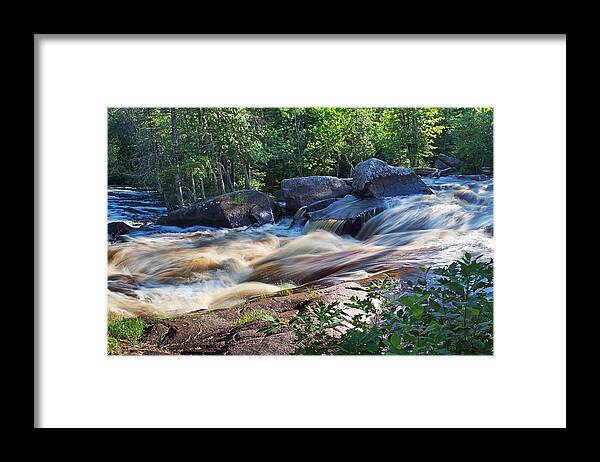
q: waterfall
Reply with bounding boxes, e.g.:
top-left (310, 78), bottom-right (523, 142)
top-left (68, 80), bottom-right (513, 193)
top-left (303, 219), bottom-right (348, 235)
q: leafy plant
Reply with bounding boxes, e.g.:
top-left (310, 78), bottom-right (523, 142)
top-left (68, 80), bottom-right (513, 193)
top-left (107, 336), bottom-right (120, 355)
top-left (277, 287), bottom-right (294, 297)
top-left (306, 287), bottom-right (320, 299)
top-left (257, 313), bottom-right (288, 335)
top-left (260, 254), bottom-right (493, 355)
top-left (233, 309), bottom-right (269, 327)
top-left (386, 252), bottom-right (493, 355)
top-left (107, 316), bottom-right (150, 353)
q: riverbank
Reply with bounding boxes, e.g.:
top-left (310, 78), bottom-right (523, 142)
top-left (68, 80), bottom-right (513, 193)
top-left (108, 269), bottom-right (414, 355)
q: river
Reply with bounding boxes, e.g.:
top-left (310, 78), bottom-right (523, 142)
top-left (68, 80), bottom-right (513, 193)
top-left (107, 176), bottom-right (493, 318)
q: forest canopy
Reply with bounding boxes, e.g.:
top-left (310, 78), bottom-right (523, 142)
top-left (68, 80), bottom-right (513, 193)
top-left (108, 107), bottom-right (493, 209)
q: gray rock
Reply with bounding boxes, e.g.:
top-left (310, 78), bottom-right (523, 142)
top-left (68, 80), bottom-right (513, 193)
top-left (454, 189), bottom-right (481, 204)
top-left (456, 174), bottom-right (490, 181)
top-left (281, 176), bottom-right (353, 214)
top-left (434, 154), bottom-right (463, 170)
top-left (304, 195), bottom-right (387, 236)
top-left (156, 190), bottom-right (280, 228)
top-left (289, 197), bottom-right (340, 228)
top-left (108, 221), bottom-right (133, 237)
top-left (136, 280), bottom-right (371, 355)
top-left (413, 167), bottom-right (437, 176)
top-left (272, 189), bottom-right (285, 201)
top-left (352, 158), bottom-right (433, 197)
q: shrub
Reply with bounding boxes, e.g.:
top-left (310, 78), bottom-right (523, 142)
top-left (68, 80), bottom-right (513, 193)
top-left (260, 253), bottom-right (493, 355)
top-left (107, 316), bottom-right (150, 353)
top-left (277, 287), bottom-right (294, 297)
top-left (233, 309), bottom-right (270, 327)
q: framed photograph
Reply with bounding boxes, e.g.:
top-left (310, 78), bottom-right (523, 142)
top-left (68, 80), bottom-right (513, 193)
top-left (107, 106), bottom-right (494, 357)
top-left (35, 34), bottom-right (566, 428)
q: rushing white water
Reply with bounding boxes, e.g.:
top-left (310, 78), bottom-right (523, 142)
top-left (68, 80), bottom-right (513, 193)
top-left (108, 187), bottom-right (166, 229)
top-left (107, 176), bottom-right (493, 317)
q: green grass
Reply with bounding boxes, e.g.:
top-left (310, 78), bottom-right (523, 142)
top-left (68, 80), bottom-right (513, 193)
top-left (306, 287), bottom-right (319, 299)
top-left (107, 317), bottom-right (149, 353)
top-left (277, 287), bottom-right (294, 297)
top-left (107, 336), bottom-right (120, 354)
top-left (233, 309), bottom-right (270, 327)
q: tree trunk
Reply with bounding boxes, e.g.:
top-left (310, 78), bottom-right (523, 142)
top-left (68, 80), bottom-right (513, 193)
top-left (216, 165), bottom-right (226, 195)
top-left (230, 159), bottom-right (236, 190)
top-left (171, 108), bottom-right (184, 207)
top-left (244, 162), bottom-right (251, 189)
top-left (199, 176), bottom-right (206, 199)
top-left (223, 159), bottom-right (234, 192)
top-left (219, 170), bottom-right (225, 194)
top-left (294, 115), bottom-right (304, 176)
top-left (410, 110), bottom-right (419, 167)
top-left (190, 173), bottom-right (197, 203)
top-left (343, 154), bottom-right (354, 176)
top-left (218, 159), bottom-right (232, 193)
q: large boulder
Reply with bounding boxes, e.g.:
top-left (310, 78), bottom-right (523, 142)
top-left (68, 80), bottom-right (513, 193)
top-left (272, 189), bottom-right (285, 202)
top-left (281, 176), bottom-right (353, 214)
top-left (156, 190), bottom-right (280, 228)
top-left (352, 158), bottom-right (433, 197)
top-left (434, 153), bottom-right (463, 170)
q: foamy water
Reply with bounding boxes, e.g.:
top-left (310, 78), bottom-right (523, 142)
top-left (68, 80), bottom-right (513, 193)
top-left (107, 176), bottom-right (493, 317)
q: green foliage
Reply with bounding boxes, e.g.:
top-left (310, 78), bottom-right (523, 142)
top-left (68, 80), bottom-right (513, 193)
top-left (260, 254), bottom-right (493, 355)
top-left (306, 287), bottom-right (320, 299)
top-left (277, 287), bottom-right (294, 297)
top-left (107, 336), bottom-right (120, 354)
top-left (374, 108), bottom-right (446, 167)
top-left (108, 107), bottom-right (493, 198)
top-left (107, 317), bottom-right (150, 353)
top-left (256, 313), bottom-right (287, 335)
top-left (447, 108), bottom-right (493, 172)
top-left (231, 192), bottom-right (247, 205)
top-left (387, 252), bottom-right (493, 355)
top-left (233, 309), bottom-right (270, 327)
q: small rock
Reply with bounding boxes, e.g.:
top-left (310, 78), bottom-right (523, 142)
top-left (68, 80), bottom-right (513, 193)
top-left (108, 221), bottom-right (133, 237)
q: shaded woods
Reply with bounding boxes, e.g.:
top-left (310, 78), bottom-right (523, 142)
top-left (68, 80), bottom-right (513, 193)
top-left (108, 107), bottom-right (493, 210)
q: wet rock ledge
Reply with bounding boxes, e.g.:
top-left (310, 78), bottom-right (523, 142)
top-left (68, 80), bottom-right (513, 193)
top-left (118, 270), bottom-right (413, 355)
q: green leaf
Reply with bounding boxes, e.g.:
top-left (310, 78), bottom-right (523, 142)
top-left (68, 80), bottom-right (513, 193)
top-left (389, 333), bottom-right (402, 349)
top-left (261, 314), bottom-right (276, 323)
top-left (412, 306), bottom-right (425, 319)
top-left (467, 308), bottom-right (480, 317)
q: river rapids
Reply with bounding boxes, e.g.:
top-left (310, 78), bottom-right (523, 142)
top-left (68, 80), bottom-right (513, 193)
top-left (107, 176), bottom-right (493, 318)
